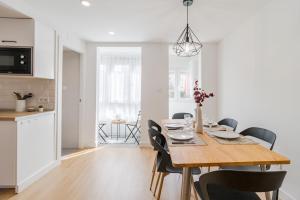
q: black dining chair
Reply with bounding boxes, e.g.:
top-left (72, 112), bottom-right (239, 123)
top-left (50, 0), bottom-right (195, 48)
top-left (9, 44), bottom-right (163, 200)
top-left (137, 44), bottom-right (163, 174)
top-left (172, 112), bottom-right (193, 119)
top-left (218, 118), bottom-right (238, 131)
top-left (148, 119), bottom-right (162, 133)
top-left (151, 128), bottom-right (201, 200)
top-left (194, 170), bottom-right (287, 200)
top-left (221, 127), bottom-right (277, 171)
top-left (147, 120), bottom-right (164, 191)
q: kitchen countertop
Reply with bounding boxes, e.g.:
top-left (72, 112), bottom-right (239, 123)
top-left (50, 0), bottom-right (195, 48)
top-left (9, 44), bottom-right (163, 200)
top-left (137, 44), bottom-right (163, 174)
top-left (0, 110), bottom-right (55, 121)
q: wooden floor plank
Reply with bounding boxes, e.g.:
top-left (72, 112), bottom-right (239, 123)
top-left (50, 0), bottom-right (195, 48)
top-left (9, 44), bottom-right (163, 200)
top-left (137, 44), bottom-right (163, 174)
top-left (0, 146), bottom-right (199, 200)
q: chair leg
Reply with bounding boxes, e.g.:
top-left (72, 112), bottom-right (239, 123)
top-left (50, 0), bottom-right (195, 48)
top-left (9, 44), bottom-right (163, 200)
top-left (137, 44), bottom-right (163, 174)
top-left (124, 126), bottom-right (134, 142)
top-left (150, 158), bottom-right (157, 190)
top-left (191, 177), bottom-right (199, 200)
top-left (154, 172), bottom-right (161, 196)
top-left (157, 173), bottom-right (166, 200)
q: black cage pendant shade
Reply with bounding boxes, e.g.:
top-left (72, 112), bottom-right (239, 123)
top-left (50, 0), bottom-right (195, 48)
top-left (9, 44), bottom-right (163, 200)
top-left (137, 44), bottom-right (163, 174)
top-left (173, 0), bottom-right (203, 57)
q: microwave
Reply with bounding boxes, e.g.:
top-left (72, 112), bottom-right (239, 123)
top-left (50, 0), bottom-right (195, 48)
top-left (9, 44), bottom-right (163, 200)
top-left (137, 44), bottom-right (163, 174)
top-left (0, 47), bottom-right (32, 75)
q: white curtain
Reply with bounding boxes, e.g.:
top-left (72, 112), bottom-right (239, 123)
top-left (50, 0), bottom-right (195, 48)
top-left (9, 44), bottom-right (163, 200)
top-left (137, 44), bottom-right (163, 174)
top-left (97, 50), bottom-right (141, 122)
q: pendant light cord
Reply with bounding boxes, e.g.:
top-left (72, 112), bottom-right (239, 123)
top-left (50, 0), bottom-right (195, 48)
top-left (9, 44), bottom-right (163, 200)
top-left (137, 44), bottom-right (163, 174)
top-left (186, 4), bottom-right (189, 25)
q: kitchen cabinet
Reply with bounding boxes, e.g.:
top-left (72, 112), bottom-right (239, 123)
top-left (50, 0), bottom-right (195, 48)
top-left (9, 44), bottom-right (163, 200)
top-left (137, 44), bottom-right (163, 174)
top-left (0, 111), bottom-right (56, 193)
top-left (0, 18), bottom-right (34, 47)
top-left (33, 20), bottom-right (56, 79)
top-left (0, 18), bottom-right (56, 79)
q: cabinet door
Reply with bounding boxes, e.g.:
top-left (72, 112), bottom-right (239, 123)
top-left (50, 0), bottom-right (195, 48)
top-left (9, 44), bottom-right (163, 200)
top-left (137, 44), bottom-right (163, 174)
top-left (0, 18), bottom-right (34, 47)
top-left (0, 122), bottom-right (17, 186)
top-left (17, 114), bottom-right (55, 184)
top-left (34, 20), bottom-right (56, 79)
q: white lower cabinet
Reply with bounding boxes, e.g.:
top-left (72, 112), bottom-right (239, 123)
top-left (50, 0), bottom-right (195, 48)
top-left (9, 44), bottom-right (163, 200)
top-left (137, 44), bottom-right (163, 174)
top-left (0, 112), bottom-right (56, 193)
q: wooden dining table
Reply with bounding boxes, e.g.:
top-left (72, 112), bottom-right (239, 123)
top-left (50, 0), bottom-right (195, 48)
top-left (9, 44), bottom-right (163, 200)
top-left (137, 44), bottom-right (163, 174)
top-left (162, 119), bottom-right (291, 200)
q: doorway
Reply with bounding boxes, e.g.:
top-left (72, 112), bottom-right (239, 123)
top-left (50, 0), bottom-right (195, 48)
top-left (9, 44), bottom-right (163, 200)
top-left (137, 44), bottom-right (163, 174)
top-left (169, 47), bottom-right (201, 118)
top-left (61, 48), bottom-right (81, 156)
top-left (96, 47), bottom-right (142, 145)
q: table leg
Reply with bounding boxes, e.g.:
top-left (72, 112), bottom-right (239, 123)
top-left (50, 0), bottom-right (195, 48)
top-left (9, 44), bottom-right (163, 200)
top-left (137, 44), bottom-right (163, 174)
top-left (181, 168), bottom-right (192, 200)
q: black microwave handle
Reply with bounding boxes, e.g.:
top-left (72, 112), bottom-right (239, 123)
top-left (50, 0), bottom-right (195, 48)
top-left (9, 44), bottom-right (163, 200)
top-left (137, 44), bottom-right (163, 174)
top-left (1, 40), bottom-right (17, 43)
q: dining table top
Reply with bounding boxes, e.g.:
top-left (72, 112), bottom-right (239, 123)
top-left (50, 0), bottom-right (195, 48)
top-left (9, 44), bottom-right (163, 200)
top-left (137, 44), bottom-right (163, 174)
top-left (162, 119), bottom-right (291, 168)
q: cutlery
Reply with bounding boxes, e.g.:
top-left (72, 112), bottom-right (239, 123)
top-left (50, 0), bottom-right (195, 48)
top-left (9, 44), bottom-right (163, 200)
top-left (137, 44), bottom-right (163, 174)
top-left (172, 141), bottom-right (195, 144)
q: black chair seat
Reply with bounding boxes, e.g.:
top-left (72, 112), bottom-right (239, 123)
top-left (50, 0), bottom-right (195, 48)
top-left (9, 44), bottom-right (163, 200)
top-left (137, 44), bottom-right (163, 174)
top-left (221, 165), bottom-right (261, 172)
top-left (164, 166), bottom-right (201, 175)
top-left (194, 182), bottom-right (261, 200)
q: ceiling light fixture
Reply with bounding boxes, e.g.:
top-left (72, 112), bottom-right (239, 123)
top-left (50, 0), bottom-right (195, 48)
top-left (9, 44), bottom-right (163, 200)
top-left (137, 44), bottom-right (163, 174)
top-left (108, 31), bottom-right (115, 35)
top-left (81, 0), bottom-right (91, 7)
top-left (173, 0), bottom-right (203, 57)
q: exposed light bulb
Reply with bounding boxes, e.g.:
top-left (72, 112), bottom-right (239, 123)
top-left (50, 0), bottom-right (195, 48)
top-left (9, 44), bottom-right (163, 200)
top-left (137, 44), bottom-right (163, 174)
top-left (81, 0), bottom-right (91, 7)
top-left (185, 43), bottom-right (191, 53)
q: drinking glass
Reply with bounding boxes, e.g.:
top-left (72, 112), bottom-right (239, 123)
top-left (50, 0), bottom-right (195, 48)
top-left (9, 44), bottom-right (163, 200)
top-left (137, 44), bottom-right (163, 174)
top-left (184, 114), bottom-right (192, 130)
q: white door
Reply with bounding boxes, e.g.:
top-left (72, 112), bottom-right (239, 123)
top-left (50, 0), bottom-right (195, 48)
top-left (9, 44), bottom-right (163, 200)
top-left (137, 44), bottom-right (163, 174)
top-left (62, 50), bottom-right (80, 149)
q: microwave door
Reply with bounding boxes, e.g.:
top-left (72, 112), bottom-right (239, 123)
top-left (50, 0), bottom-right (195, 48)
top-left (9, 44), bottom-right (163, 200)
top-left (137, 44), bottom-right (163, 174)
top-left (0, 48), bottom-right (32, 75)
top-left (0, 55), bottom-right (15, 73)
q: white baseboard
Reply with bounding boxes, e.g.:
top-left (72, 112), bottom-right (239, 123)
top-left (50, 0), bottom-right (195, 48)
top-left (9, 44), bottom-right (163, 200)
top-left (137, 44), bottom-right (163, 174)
top-left (16, 160), bottom-right (60, 193)
top-left (280, 189), bottom-right (296, 200)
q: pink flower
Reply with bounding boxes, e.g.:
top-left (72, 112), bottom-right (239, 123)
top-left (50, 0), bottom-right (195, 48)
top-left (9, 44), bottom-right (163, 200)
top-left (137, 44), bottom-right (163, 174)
top-left (193, 80), bottom-right (214, 107)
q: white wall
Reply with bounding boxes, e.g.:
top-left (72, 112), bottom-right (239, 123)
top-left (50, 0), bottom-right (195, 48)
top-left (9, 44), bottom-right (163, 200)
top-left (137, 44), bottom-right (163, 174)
top-left (62, 50), bottom-right (80, 148)
top-left (201, 43), bottom-right (218, 121)
top-left (82, 42), bottom-right (169, 147)
top-left (217, 0), bottom-right (300, 199)
top-left (140, 44), bottom-right (169, 145)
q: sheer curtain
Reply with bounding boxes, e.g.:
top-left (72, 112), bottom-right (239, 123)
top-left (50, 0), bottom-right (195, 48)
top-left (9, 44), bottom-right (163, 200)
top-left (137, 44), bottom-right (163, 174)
top-left (97, 48), bottom-right (141, 122)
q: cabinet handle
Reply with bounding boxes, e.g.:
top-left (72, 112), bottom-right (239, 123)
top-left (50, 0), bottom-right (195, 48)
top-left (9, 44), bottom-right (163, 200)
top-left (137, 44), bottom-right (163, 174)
top-left (1, 40), bottom-right (17, 43)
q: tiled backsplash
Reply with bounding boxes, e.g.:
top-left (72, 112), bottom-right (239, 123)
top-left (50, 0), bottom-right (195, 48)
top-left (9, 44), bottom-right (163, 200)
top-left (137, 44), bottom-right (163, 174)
top-left (0, 77), bottom-right (55, 110)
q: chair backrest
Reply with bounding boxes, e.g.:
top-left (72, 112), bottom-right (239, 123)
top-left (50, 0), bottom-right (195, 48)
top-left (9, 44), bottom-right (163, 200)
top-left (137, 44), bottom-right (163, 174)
top-left (240, 127), bottom-right (276, 150)
top-left (148, 127), bottom-right (165, 151)
top-left (172, 112), bottom-right (193, 119)
top-left (149, 129), bottom-right (172, 172)
top-left (134, 111), bottom-right (141, 126)
top-left (148, 119), bottom-right (162, 132)
top-left (218, 118), bottom-right (238, 131)
top-left (199, 170), bottom-right (287, 200)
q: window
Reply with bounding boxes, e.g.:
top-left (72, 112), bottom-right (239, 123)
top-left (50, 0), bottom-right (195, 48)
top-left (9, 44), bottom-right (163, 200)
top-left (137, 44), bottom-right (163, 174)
top-left (178, 72), bottom-right (191, 98)
top-left (169, 72), bottom-right (176, 99)
top-left (97, 47), bottom-right (141, 121)
top-left (169, 70), bottom-right (193, 100)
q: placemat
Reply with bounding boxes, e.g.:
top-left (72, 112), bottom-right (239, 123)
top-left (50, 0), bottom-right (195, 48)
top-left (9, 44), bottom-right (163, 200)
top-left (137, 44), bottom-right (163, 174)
top-left (210, 135), bottom-right (258, 145)
top-left (167, 132), bottom-right (207, 147)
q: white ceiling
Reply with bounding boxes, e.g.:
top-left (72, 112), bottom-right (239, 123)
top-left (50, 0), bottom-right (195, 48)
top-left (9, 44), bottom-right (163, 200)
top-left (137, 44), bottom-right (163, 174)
top-left (17, 0), bottom-right (272, 42)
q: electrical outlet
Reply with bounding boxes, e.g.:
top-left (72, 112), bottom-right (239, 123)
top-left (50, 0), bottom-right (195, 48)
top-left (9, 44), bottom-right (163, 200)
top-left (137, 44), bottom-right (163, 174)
top-left (39, 97), bottom-right (49, 102)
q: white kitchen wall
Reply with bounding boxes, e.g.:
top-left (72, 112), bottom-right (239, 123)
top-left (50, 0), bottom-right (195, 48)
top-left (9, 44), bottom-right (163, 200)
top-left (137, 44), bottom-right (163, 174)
top-left (81, 42), bottom-right (169, 147)
top-left (0, 77), bottom-right (55, 110)
top-left (62, 50), bottom-right (80, 148)
top-left (217, 0), bottom-right (300, 199)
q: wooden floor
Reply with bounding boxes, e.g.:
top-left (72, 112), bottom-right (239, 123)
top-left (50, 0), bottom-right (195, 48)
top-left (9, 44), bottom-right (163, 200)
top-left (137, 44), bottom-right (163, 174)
top-left (0, 145), bottom-right (199, 200)
top-left (0, 145), bottom-right (268, 200)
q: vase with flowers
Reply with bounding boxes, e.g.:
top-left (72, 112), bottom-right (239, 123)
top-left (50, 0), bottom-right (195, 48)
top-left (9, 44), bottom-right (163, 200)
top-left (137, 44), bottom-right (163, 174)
top-left (193, 81), bottom-right (214, 133)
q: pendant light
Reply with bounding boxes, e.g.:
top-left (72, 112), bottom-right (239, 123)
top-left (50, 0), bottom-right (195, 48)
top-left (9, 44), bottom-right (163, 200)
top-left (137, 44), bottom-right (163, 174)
top-left (173, 0), bottom-right (203, 57)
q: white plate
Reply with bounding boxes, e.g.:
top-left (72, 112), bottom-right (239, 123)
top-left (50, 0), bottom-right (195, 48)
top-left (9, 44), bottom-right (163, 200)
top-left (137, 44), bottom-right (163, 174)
top-left (165, 123), bottom-right (185, 129)
top-left (211, 131), bottom-right (240, 139)
top-left (168, 132), bottom-right (194, 141)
